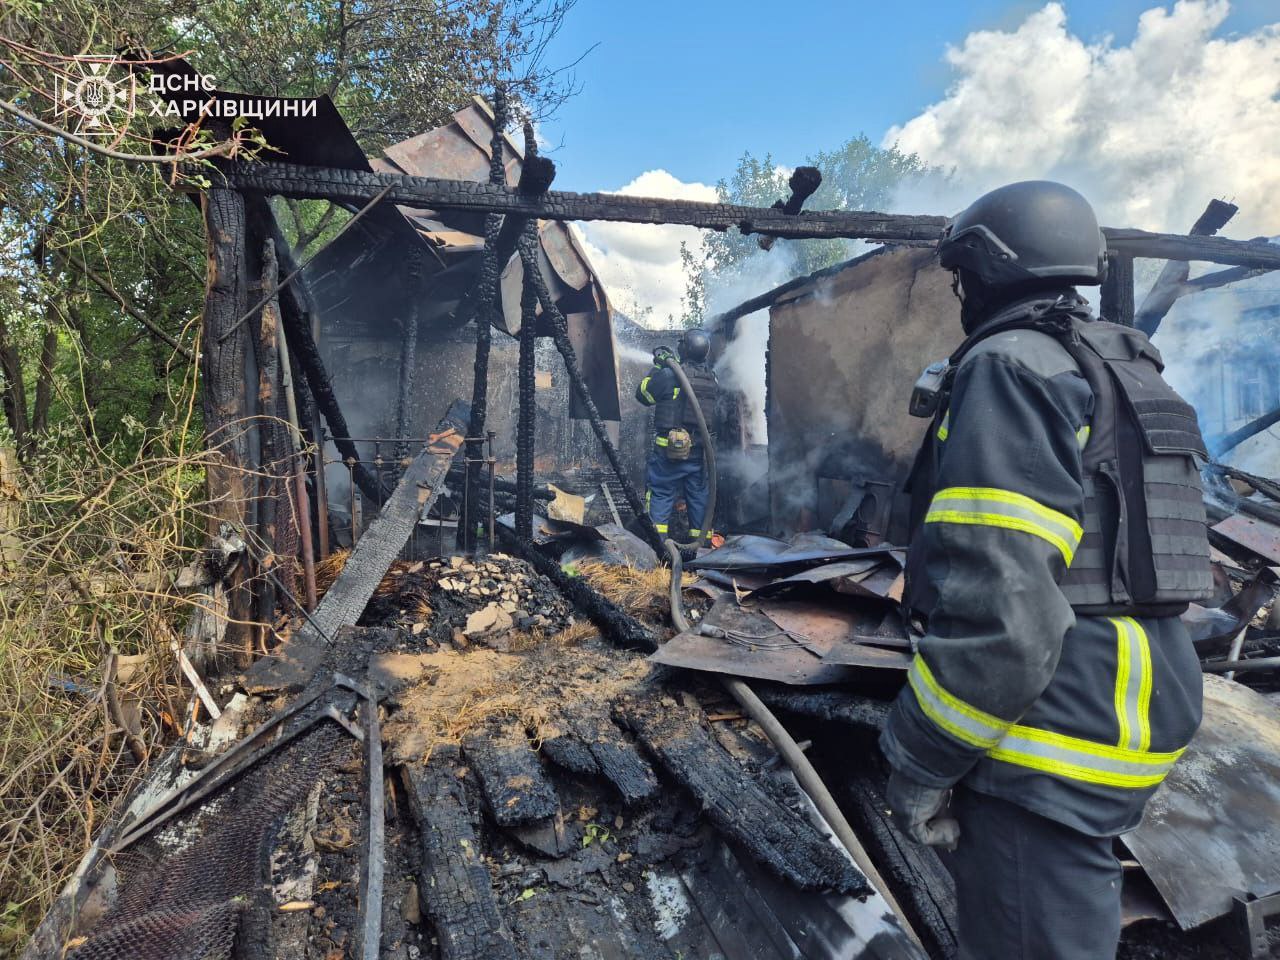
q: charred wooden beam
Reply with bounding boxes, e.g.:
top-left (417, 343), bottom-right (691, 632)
top-left (1101, 227), bottom-right (1280, 269)
top-left (617, 693), bottom-right (869, 895)
top-left (541, 711), bottom-right (659, 805)
top-left (1135, 199), bottom-right (1239, 336)
top-left (200, 188), bottom-right (254, 664)
top-left (752, 686), bottom-right (891, 731)
top-left (463, 720), bottom-right (560, 827)
top-left (210, 162), bottom-right (1280, 268)
top-left (1185, 264), bottom-right (1275, 293)
top-left (1100, 252), bottom-right (1135, 326)
top-left (208, 161), bottom-right (948, 243)
top-left (494, 524), bottom-right (659, 653)
top-left (401, 749), bottom-right (519, 960)
top-left (459, 88), bottom-right (509, 551)
top-left (1209, 405), bottom-right (1280, 458)
top-left (243, 400), bottom-right (469, 693)
top-left (837, 768), bottom-right (959, 959)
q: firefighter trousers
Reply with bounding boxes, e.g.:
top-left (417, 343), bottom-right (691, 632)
top-left (949, 786), bottom-right (1122, 960)
top-left (645, 450), bottom-right (710, 535)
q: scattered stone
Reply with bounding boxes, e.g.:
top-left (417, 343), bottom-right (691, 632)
top-left (464, 604), bottom-right (513, 639)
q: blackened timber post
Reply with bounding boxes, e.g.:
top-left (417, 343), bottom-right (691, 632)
top-left (1101, 253), bottom-right (1135, 326)
top-left (200, 187), bottom-right (253, 665)
top-left (460, 87), bottom-right (508, 552)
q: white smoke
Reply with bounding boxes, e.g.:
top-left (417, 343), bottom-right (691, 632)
top-left (884, 2), bottom-right (1280, 237)
top-left (708, 247), bottom-right (822, 441)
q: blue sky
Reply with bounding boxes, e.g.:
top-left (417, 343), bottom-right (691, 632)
top-left (539, 0), bottom-right (1277, 192)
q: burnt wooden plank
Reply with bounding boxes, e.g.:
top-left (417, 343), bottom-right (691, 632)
top-left (617, 694), bottom-right (868, 896)
top-left (540, 712), bottom-right (659, 806)
top-left (839, 770), bottom-right (958, 959)
top-left (463, 721), bottom-right (559, 827)
top-left (242, 400), bottom-right (469, 692)
top-left (753, 686), bottom-right (891, 731)
top-left (576, 713), bottom-right (659, 806)
top-left (401, 749), bottom-right (518, 960)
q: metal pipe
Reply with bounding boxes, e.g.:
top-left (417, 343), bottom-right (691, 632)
top-left (314, 421), bottom-right (330, 559)
top-left (1204, 655), bottom-right (1280, 674)
top-left (487, 431), bottom-right (496, 554)
top-left (1225, 626), bottom-right (1249, 682)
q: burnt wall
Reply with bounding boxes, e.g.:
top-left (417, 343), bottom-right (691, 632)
top-left (766, 246), bottom-right (957, 539)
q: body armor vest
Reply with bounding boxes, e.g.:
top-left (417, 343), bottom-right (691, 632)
top-left (906, 310), bottom-right (1212, 618)
top-left (654, 363), bottom-right (719, 441)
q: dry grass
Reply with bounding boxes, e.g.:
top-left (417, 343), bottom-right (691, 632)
top-left (0, 395), bottom-right (284, 951)
top-left (570, 560), bottom-right (694, 624)
top-left (383, 637), bottom-right (651, 767)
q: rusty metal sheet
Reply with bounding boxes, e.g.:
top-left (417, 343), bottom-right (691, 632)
top-left (746, 556), bottom-right (905, 602)
top-left (650, 597), bottom-right (909, 684)
top-left (565, 311), bottom-right (622, 423)
top-left (1124, 675), bottom-right (1280, 928)
top-left (1212, 513), bottom-right (1280, 564)
top-left (538, 221), bottom-right (591, 292)
top-left (688, 534), bottom-right (896, 575)
top-left (759, 599), bottom-right (911, 654)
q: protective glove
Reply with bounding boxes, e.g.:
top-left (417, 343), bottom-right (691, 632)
top-left (886, 769), bottom-right (960, 851)
top-left (653, 345), bottom-right (676, 368)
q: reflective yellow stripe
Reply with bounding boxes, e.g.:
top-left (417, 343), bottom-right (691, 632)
top-left (1076, 424), bottom-right (1091, 448)
top-left (672, 386), bottom-right (681, 399)
top-left (654, 522), bottom-right (668, 533)
top-left (936, 410), bottom-right (950, 441)
top-left (910, 650), bottom-right (1181, 789)
top-left (925, 486), bottom-right (1083, 564)
top-left (654, 436), bottom-right (669, 447)
top-left (908, 655), bottom-right (1009, 749)
top-left (688, 528), bottom-right (701, 537)
top-left (988, 723), bottom-right (1181, 789)
top-left (639, 377), bottom-right (655, 404)
top-left (1112, 617), bottom-right (1153, 752)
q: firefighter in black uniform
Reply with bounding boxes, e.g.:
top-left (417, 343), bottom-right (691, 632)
top-left (635, 329), bottom-right (719, 542)
top-left (880, 181), bottom-right (1211, 959)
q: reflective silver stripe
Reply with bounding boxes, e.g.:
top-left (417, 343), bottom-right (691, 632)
top-left (908, 656), bottom-right (1008, 749)
top-left (1112, 617), bottom-right (1153, 751)
top-left (989, 724), bottom-right (1181, 789)
top-left (926, 486), bottom-right (1083, 564)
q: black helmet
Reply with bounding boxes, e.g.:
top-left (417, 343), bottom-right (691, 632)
top-left (938, 181), bottom-right (1107, 289)
top-left (678, 328), bottom-right (711, 363)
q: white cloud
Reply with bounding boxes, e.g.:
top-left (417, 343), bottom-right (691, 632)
top-left (884, 2), bottom-right (1280, 237)
top-left (572, 170), bottom-right (718, 327)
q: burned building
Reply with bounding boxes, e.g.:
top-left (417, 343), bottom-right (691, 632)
top-left (24, 67), bottom-right (1280, 960)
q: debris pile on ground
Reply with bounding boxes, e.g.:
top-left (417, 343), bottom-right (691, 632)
top-left (310, 551), bottom-right (577, 648)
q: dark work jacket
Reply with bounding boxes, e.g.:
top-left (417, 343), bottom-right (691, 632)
top-left (635, 361), bottom-right (718, 450)
top-left (879, 295), bottom-right (1204, 837)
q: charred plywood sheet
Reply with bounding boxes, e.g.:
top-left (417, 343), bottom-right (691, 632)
top-left (766, 247), bottom-right (957, 535)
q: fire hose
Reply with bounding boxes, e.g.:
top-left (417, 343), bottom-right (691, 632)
top-left (661, 380), bottom-right (920, 946)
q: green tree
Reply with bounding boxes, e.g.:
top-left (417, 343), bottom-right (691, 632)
top-left (680, 135), bottom-right (928, 326)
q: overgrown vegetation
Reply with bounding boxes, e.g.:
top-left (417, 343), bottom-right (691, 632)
top-left (679, 136), bottom-right (929, 325)
top-left (0, 0), bottom-right (583, 948)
